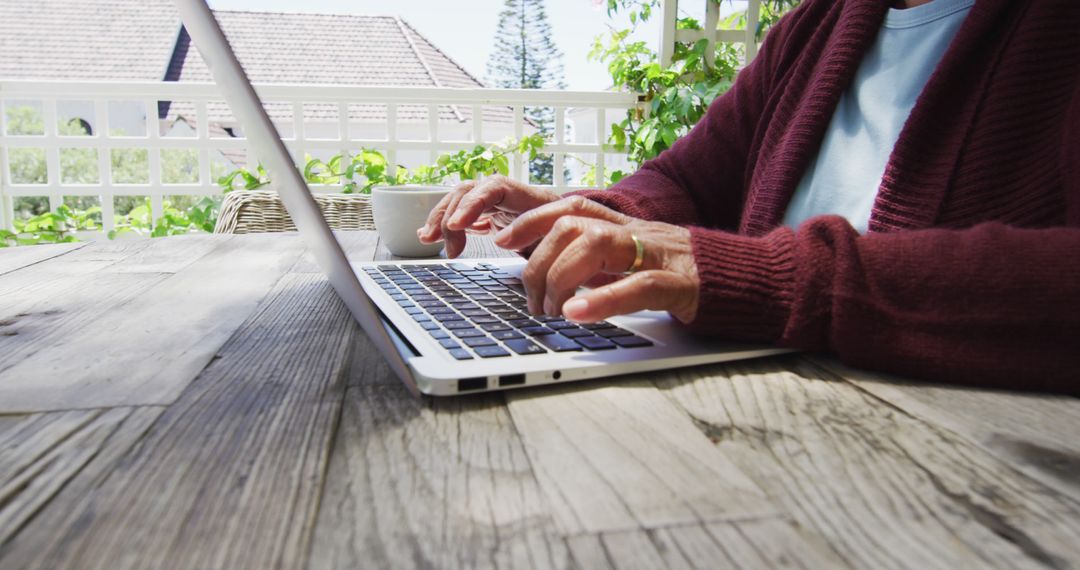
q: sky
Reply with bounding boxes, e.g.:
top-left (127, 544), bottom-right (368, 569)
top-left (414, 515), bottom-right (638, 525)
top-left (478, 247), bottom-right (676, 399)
top-left (206, 0), bottom-right (664, 91)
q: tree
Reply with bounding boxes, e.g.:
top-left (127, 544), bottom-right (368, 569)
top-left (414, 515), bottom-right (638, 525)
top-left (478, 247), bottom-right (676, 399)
top-left (485, 0), bottom-right (566, 185)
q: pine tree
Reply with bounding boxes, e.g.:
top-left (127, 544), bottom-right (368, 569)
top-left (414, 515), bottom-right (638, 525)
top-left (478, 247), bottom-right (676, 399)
top-left (486, 0), bottom-right (565, 185)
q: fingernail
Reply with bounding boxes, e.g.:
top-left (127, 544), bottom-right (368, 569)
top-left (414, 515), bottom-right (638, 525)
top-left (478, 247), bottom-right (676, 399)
top-left (543, 298), bottom-right (555, 316)
top-left (563, 298), bottom-right (589, 320)
top-left (494, 228), bottom-right (509, 244)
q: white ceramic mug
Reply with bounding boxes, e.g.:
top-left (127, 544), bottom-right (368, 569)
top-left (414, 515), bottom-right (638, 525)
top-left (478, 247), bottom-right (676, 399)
top-left (371, 185), bottom-right (452, 257)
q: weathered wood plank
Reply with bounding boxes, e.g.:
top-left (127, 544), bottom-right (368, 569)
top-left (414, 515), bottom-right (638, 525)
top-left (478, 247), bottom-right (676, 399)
top-left (0, 234), bottom-right (304, 412)
top-left (0, 237), bottom-right (228, 413)
top-left (566, 527), bottom-right (686, 569)
top-left (0, 272), bottom-right (169, 380)
top-left (654, 357), bottom-right (1080, 569)
top-left (0, 273), bottom-right (355, 569)
top-left (0, 238), bottom-right (233, 318)
top-left (565, 518), bottom-right (846, 569)
top-left (0, 407), bottom-right (162, 548)
top-left (309, 338), bottom-right (570, 570)
top-left (0, 415), bottom-right (25, 439)
top-left (504, 378), bottom-right (778, 536)
top-left (0, 406), bottom-right (162, 566)
top-left (99, 234), bottom-right (225, 274)
top-left (0, 410), bottom-right (101, 486)
top-left (289, 230), bottom-right (382, 273)
top-left (0, 240), bottom-right (157, 303)
top-left (0, 242), bottom-right (87, 277)
top-left (809, 356), bottom-right (1080, 504)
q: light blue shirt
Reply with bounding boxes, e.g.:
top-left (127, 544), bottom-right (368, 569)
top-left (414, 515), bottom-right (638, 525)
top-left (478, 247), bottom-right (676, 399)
top-left (782, 0), bottom-right (974, 233)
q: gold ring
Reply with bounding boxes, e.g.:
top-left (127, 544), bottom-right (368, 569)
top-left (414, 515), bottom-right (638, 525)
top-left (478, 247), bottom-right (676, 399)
top-left (626, 234), bottom-right (645, 274)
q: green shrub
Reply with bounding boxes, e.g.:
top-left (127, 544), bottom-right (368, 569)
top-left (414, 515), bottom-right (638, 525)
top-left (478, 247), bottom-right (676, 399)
top-left (593, 0), bottom-right (801, 173)
top-left (0, 205), bottom-right (99, 247)
top-left (2, 135), bottom-right (545, 247)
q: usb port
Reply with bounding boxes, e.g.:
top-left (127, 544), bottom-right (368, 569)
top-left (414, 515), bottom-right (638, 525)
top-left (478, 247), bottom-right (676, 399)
top-left (457, 377), bottom-right (487, 392)
top-left (498, 374), bottom-right (526, 387)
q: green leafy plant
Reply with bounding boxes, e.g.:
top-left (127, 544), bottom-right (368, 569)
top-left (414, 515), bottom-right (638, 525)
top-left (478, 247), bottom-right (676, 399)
top-left (0, 204), bottom-right (100, 247)
top-left (593, 0), bottom-right (800, 167)
top-left (3, 136), bottom-right (545, 248)
top-left (107, 196), bottom-right (222, 239)
top-left (216, 134), bottom-right (546, 194)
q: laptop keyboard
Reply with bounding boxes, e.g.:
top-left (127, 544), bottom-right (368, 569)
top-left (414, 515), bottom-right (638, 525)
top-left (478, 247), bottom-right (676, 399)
top-left (362, 263), bottom-right (654, 360)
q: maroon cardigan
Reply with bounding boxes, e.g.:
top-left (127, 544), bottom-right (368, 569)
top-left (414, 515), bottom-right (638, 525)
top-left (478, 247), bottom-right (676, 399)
top-left (571, 0), bottom-right (1080, 393)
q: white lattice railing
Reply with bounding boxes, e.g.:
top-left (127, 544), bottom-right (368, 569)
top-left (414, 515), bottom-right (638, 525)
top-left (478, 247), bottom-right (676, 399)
top-left (659, 0), bottom-right (763, 67)
top-left (0, 80), bottom-right (639, 235)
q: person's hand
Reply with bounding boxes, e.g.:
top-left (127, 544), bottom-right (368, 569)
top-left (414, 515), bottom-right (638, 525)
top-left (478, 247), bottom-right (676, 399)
top-left (494, 196), bottom-right (700, 324)
top-left (417, 175), bottom-right (559, 258)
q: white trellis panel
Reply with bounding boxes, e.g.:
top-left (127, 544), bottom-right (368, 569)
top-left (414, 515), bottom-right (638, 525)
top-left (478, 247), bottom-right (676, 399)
top-left (0, 81), bottom-right (640, 237)
top-left (660, 0), bottom-right (763, 68)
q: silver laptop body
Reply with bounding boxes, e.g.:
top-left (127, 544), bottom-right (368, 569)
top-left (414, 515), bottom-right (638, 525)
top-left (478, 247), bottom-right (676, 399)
top-left (175, 0), bottom-right (791, 395)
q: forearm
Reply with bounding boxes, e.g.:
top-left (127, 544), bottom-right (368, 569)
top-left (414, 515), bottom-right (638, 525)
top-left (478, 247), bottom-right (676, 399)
top-left (565, 168), bottom-right (704, 226)
top-left (688, 217), bottom-right (1080, 393)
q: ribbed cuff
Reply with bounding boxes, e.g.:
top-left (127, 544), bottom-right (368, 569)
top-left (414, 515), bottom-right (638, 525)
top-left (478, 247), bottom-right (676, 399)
top-left (687, 226), bottom-right (796, 342)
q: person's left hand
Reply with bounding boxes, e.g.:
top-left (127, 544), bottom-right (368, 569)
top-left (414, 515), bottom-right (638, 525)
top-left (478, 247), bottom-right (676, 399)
top-left (493, 196), bottom-right (700, 324)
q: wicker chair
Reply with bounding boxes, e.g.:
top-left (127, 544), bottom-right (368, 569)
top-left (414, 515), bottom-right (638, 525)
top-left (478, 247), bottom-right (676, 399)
top-left (214, 190), bottom-right (374, 234)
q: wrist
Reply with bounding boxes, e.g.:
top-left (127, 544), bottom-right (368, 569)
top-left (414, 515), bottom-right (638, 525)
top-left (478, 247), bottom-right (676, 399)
top-left (685, 227), bottom-right (796, 341)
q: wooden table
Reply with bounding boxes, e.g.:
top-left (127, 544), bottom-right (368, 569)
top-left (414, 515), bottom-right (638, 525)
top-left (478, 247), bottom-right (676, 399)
top-left (1, 232), bottom-right (1078, 569)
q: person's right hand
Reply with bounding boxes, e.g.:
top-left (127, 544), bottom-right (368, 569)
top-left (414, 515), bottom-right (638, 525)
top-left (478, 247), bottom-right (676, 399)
top-left (417, 175), bottom-right (559, 258)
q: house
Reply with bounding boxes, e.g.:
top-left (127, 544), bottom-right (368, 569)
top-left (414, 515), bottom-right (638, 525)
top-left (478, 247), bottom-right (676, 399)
top-left (0, 0), bottom-right (522, 170)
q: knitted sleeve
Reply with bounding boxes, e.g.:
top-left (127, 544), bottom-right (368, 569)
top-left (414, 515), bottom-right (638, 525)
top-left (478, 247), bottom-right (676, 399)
top-left (567, 3), bottom-right (1080, 393)
top-left (686, 218), bottom-right (1080, 394)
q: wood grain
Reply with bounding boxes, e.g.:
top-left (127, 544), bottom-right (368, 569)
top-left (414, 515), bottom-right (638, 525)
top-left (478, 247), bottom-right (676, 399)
top-left (0, 407), bottom-right (162, 549)
top-left (288, 230), bottom-right (382, 273)
top-left (504, 378), bottom-right (778, 536)
top-left (1, 273), bottom-right (356, 569)
top-left (565, 518), bottom-right (846, 569)
top-left (0, 234), bottom-right (304, 412)
top-left (0, 242), bottom-right (87, 277)
top-left (809, 356), bottom-right (1080, 503)
top-left (3, 230), bottom-right (1078, 570)
top-left (654, 356), bottom-right (1080, 569)
top-left (309, 338), bottom-right (570, 569)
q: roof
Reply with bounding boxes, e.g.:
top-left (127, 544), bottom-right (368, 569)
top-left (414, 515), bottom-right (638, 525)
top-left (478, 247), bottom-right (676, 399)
top-left (168, 11), bottom-right (482, 89)
top-left (0, 0), bottom-right (180, 81)
top-left (163, 11), bottom-right (496, 124)
top-left (0, 0), bottom-right (509, 125)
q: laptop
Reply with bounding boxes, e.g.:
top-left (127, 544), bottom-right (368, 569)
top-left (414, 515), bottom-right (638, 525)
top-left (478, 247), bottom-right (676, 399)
top-left (174, 0), bottom-right (791, 395)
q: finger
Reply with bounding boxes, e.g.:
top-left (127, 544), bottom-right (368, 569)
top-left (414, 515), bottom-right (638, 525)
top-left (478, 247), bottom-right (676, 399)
top-left (583, 273), bottom-right (622, 288)
top-left (419, 182), bottom-right (472, 243)
top-left (466, 218), bottom-right (494, 233)
top-left (544, 224), bottom-right (636, 315)
top-left (494, 195), bottom-right (630, 251)
top-left (445, 177), bottom-right (509, 231)
top-left (562, 270), bottom-right (695, 323)
top-left (441, 190), bottom-right (469, 258)
top-left (520, 216), bottom-right (593, 315)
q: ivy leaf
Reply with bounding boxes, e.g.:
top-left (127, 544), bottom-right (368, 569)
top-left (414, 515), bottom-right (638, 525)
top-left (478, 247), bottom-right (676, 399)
top-left (303, 158), bottom-right (323, 182)
top-left (494, 154), bottom-right (509, 176)
top-left (660, 124), bottom-right (678, 147)
top-left (610, 122), bottom-right (626, 149)
top-left (327, 154), bottom-right (343, 173)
